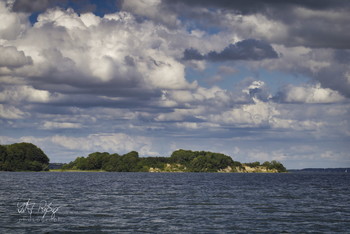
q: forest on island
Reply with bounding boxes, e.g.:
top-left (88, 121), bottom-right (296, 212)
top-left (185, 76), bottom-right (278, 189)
top-left (62, 149), bottom-right (287, 173)
top-left (0, 143), bottom-right (49, 171)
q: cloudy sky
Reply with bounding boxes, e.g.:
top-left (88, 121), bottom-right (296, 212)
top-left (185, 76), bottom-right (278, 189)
top-left (1, 0), bottom-right (349, 169)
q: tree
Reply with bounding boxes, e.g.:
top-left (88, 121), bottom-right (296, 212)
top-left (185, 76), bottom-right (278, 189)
top-left (262, 160), bottom-right (287, 172)
top-left (86, 152), bottom-right (111, 170)
top-left (170, 149), bottom-right (197, 166)
top-left (0, 145), bottom-right (7, 170)
top-left (117, 151), bottom-right (140, 172)
top-left (189, 152), bottom-right (235, 172)
top-left (0, 143), bottom-right (49, 171)
top-left (102, 151), bottom-right (140, 172)
top-left (102, 153), bottom-right (120, 171)
top-left (137, 157), bottom-right (168, 171)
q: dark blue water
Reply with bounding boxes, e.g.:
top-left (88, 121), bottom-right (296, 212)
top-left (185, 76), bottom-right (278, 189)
top-left (0, 172), bottom-right (349, 233)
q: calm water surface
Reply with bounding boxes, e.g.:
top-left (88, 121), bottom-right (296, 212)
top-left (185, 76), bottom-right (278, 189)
top-left (0, 172), bottom-right (349, 233)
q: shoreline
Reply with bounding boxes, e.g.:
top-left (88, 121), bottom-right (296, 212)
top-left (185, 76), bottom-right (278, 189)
top-left (48, 169), bottom-right (283, 173)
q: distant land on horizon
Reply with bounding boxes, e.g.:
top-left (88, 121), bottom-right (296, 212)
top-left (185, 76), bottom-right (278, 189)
top-left (288, 168), bottom-right (349, 173)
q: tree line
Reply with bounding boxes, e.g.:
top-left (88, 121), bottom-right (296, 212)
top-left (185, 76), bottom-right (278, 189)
top-left (62, 149), bottom-right (287, 172)
top-left (0, 142), bottom-right (287, 172)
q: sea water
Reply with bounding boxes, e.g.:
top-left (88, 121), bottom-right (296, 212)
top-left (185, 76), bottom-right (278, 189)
top-left (0, 172), bottom-right (349, 233)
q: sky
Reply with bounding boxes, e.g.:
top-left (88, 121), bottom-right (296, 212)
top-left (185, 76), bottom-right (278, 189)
top-left (0, 0), bottom-right (349, 169)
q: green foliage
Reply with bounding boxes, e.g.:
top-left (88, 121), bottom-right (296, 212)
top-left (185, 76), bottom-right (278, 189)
top-left (170, 149), bottom-right (237, 172)
top-left (262, 160), bottom-right (287, 172)
top-left (86, 152), bottom-right (111, 170)
top-left (62, 149), bottom-right (287, 173)
top-left (0, 143), bottom-right (49, 171)
top-left (64, 151), bottom-right (142, 172)
top-left (102, 154), bottom-right (120, 171)
top-left (137, 157), bottom-right (169, 171)
top-left (189, 151), bottom-right (235, 172)
top-left (170, 149), bottom-right (198, 166)
top-left (108, 151), bottom-right (140, 172)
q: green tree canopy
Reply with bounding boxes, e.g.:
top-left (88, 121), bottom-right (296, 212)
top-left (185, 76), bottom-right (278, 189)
top-left (61, 149), bottom-right (286, 173)
top-left (0, 142), bottom-right (49, 171)
top-left (262, 160), bottom-right (287, 172)
top-left (170, 149), bottom-right (199, 166)
top-left (189, 152), bottom-right (235, 172)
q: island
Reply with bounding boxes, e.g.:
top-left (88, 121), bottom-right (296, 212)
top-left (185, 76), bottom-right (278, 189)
top-left (61, 149), bottom-right (287, 173)
top-left (0, 142), bottom-right (287, 173)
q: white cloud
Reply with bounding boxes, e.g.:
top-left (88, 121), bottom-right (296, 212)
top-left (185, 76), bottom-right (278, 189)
top-left (0, 85), bottom-right (53, 103)
top-left (35, 7), bottom-right (88, 30)
top-left (155, 107), bottom-right (203, 121)
top-left (260, 45), bottom-right (350, 98)
top-left (270, 118), bottom-right (325, 131)
top-left (143, 52), bottom-right (195, 89)
top-left (0, 46), bottom-right (32, 68)
top-left (41, 121), bottom-right (82, 130)
top-left (242, 80), bottom-right (265, 95)
top-left (284, 83), bottom-right (345, 103)
top-left (121, 0), bottom-right (179, 27)
top-left (0, 104), bottom-right (27, 119)
top-left (3, 7), bottom-right (197, 94)
top-left (208, 98), bottom-right (278, 127)
top-left (175, 122), bottom-right (220, 130)
top-left (0, 1), bottom-right (29, 40)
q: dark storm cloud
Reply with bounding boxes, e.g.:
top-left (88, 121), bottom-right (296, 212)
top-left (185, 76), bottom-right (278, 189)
top-left (11, 0), bottom-right (120, 14)
top-left (314, 65), bottom-right (350, 98)
top-left (184, 39), bottom-right (278, 61)
top-left (12, 0), bottom-right (53, 12)
top-left (164, 0), bottom-right (350, 49)
top-left (183, 48), bottom-right (204, 60)
top-left (163, 0), bottom-right (347, 14)
top-left (282, 12), bottom-right (350, 49)
top-left (207, 39), bottom-right (279, 61)
top-left (334, 50), bottom-right (350, 64)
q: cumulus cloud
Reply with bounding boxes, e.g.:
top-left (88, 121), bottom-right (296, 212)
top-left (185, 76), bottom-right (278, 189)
top-left (259, 45), bottom-right (350, 98)
top-left (0, 85), bottom-right (54, 103)
top-left (184, 39), bottom-right (278, 61)
top-left (242, 80), bottom-right (272, 101)
top-left (281, 83), bottom-right (346, 103)
top-left (0, 46), bottom-right (32, 68)
top-left (30, 8), bottom-right (193, 91)
top-left (121, 0), bottom-right (179, 27)
top-left (0, 1), bottom-right (29, 40)
top-left (207, 98), bottom-right (279, 127)
top-left (158, 85), bottom-right (235, 113)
